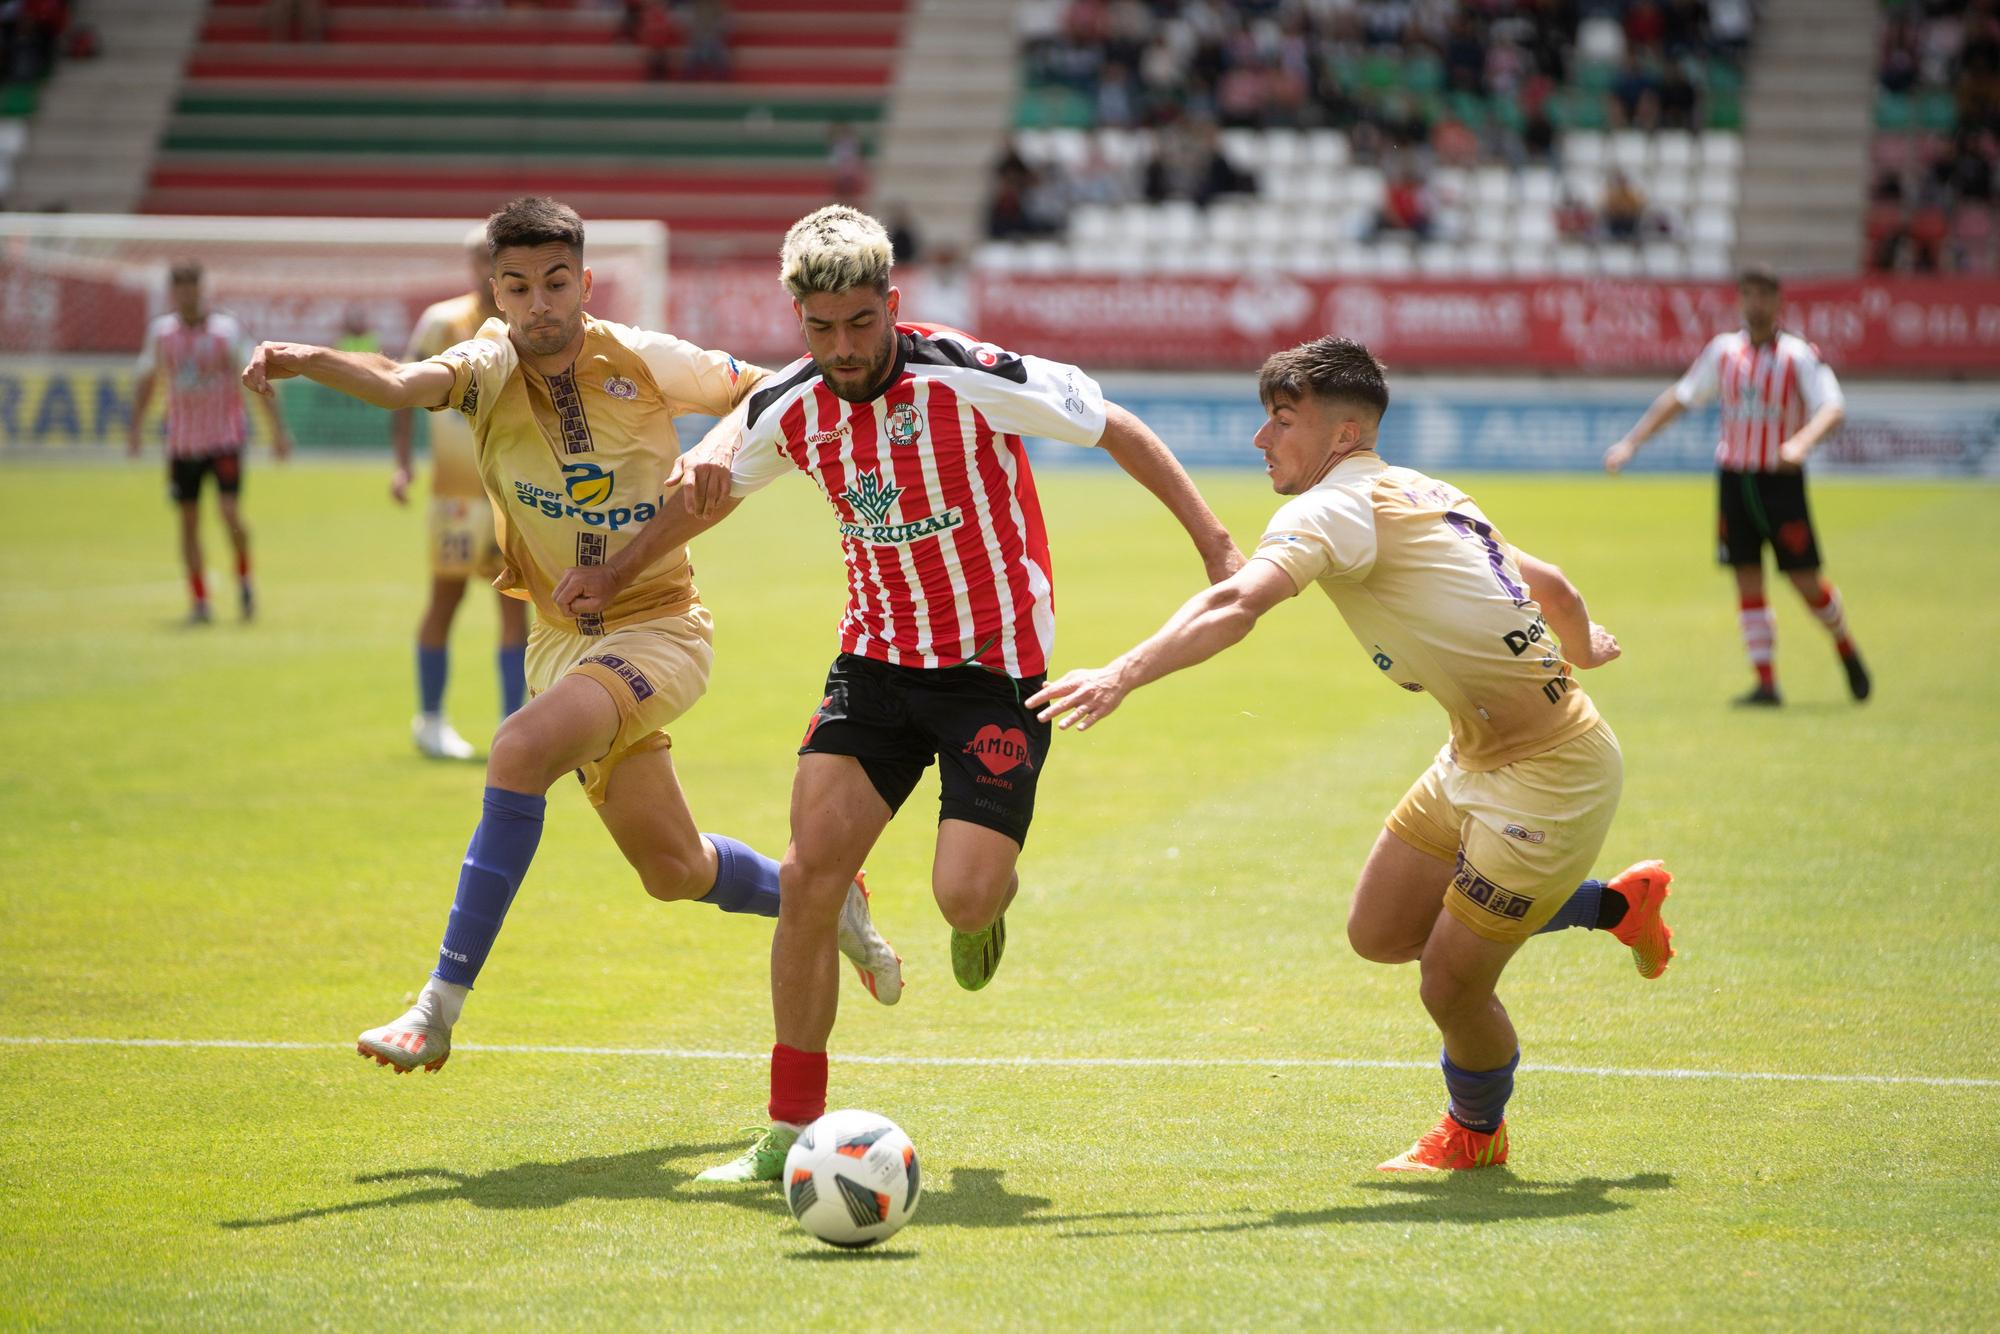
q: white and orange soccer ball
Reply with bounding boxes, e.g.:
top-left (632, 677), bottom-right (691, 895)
top-left (783, 1109), bottom-right (921, 1248)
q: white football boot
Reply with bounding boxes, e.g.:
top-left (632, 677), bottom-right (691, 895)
top-left (412, 713), bottom-right (476, 761)
top-left (357, 988), bottom-right (452, 1074)
top-left (836, 873), bottom-right (903, 1006)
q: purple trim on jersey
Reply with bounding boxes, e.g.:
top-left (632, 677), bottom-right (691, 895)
top-left (1445, 510), bottom-right (1526, 603)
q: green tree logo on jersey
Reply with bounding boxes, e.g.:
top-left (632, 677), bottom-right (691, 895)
top-left (841, 469), bottom-right (902, 526)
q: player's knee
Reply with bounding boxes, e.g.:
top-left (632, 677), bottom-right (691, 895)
top-left (485, 715), bottom-right (553, 792)
top-left (933, 873), bottom-right (1010, 933)
top-left (1347, 916), bottom-right (1419, 965)
top-left (778, 850), bottom-right (853, 921)
top-left (1417, 964), bottom-right (1484, 1026)
top-left (637, 850), bottom-right (709, 903)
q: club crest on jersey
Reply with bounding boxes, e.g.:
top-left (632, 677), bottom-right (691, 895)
top-left (603, 376), bottom-right (638, 400)
top-left (886, 402), bottom-right (923, 446)
top-left (563, 460), bottom-right (615, 508)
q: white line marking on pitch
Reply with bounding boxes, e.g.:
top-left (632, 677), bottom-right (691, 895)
top-left (1, 1035), bottom-right (1994, 1090)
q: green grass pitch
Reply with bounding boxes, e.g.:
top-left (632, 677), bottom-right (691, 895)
top-left (2, 458), bottom-right (1996, 1328)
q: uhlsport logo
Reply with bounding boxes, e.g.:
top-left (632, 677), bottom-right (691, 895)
top-left (564, 461), bottom-right (615, 507)
top-left (514, 464), bottom-right (664, 533)
top-left (836, 467), bottom-right (963, 546)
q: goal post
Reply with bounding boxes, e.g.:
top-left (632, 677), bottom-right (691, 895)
top-left (0, 214), bottom-right (669, 451)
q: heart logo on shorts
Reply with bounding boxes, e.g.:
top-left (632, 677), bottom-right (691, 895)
top-left (964, 724), bottom-right (1031, 776)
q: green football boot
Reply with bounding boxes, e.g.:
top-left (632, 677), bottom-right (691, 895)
top-left (695, 1124), bottom-right (799, 1183)
top-left (950, 914), bottom-right (1006, 991)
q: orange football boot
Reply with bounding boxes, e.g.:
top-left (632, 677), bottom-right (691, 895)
top-left (1606, 859), bottom-right (1675, 980)
top-left (1377, 1113), bottom-right (1509, 1172)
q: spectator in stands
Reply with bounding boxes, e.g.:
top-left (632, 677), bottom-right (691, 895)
top-left (886, 204), bottom-right (922, 266)
top-left (2, 0), bottom-right (68, 81)
top-left (269, 0), bottom-right (326, 44)
top-left (1608, 50), bottom-right (1661, 130)
top-left (635, 0), bottom-right (672, 81)
top-left (1556, 190), bottom-right (1597, 241)
top-left (1096, 59), bottom-right (1141, 128)
top-left (828, 121), bottom-right (866, 202)
top-left (1373, 167), bottom-right (1435, 242)
top-left (1602, 169), bottom-right (1647, 241)
top-left (680, 0), bottom-right (732, 81)
top-left (1658, 62), bottom-right (1698, 130)
top-left (1142, 116), bottom-right (1255, 208)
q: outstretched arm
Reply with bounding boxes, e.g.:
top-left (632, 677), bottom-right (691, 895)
top-left (1026, 558), bottom-right (1297, 730)
top-left (1098, 402), bottom-right (1244, 584)
top-left (1517, 550), bottom-right (1620, 669)
top-left (242, 342), bottom-right (454, 411)
top-left (1604, 387), bottom-right (1686, 473)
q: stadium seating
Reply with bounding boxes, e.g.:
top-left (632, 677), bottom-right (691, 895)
top-left (1868, 1), bottom-right (1999, 274)
top-left (142, 0), bottom-right (906, 260)
top-left (989, 0), bottom-right (1751, 279)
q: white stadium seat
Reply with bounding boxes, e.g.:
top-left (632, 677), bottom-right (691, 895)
top-left (1699, 130), bottom-right (1743, 172)
top-left (1654, 131), bottom-right (1696, 171)
top-left (1691, 206), bottom-right (1737, 246)
top-left (1688, 242), bottom-right (1734, 279)
top-left (1519, 166), bottom-right (1559, 208)
top-left (1563, 130), bottom-right (1607, 171)
top-left (1514, 206), bottom-right (1558, 246)
top-left (1472, 165), bottom-right (1515, 209)
top-left (1695, 172), bottom-right (1740, 208)
top-left (1598, 245), bottom-right (1640, 276)
top-left (1610, 129), bottom-right (1651, 174)
top-left (1642, 242), bottom-right (1688, 278)
top-left (1304, 129), bottom-right (1350, 168)
top-left (1554, 243), bottom-right (1597, 275)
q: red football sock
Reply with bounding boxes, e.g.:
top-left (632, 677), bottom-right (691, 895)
top-left (188, 571), bottom-right (208, 604)
top-left (1738, 594), bottom-right (1775, 686)
top-left (768, 1043), bottom-right (828, 1126)
top-left (236, 551), bottom-right (251, 581)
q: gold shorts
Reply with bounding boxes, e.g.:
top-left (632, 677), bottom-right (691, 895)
top-left (1387, 720), bottom-right (1623, 944)
top-left (429, 495), bottom-right (504, 580)
top-left (525, 605), bottom-right (714, 806)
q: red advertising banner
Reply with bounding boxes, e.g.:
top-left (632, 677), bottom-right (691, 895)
top-left (964, 274), bottom-right (2000, 375)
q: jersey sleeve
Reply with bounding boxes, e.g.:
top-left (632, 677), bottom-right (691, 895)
top-left (1250, 485), bottom-right (1379, 592)
top-left (627, 327), bottom-right (764, 416)
top-left (1796, 342), bottom-right (1844, 414)
top-left (214, 313), bottom-right (251, 369)
top-left (724, 399), bottom-right (797, 497)
top-left (424, 321), bottom-right (514, 432)
top-left (1672, 335), bottom-right (1726, 407)
top-left (937, 343), bottom-right (1108, 446)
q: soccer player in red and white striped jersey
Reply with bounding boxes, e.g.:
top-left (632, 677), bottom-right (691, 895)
top-left (552, 206), bottom-right (1241, 1181)
top-left (1605, 265), bottom-right (1869, 705)
top-left (128, 261), bottom-right (291, 624)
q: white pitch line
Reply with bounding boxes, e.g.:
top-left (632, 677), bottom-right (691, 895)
top-left (1, 1035), bottom-right (1995, 1090)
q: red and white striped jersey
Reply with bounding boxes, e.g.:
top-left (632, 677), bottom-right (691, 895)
top-left (728, 324), bottom-right (1108, 678)
top-left (1673, 330), bottom-right (1843, 472)
top-left (137, 311), bottom-right (251, 458)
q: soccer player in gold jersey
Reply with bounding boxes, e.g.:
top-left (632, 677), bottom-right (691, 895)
top-left (1030, 337), bottom-right (1676, 1172)
top-left (391, 229), bottom-right (530, 760)
top-left (242, 197), bottom-right (900, 1072)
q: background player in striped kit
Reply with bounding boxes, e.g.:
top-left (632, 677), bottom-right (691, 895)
top-left (241, 197), bottom-right (900, 1076)
top-left (391, 229), bottom-right (531, 760)
top-left (1604, 265), bottom-right (1870, 706)
top-left (129, 260), bottom-right (293, 625)
top-left (553, 205), bottom-right (1243, 1182)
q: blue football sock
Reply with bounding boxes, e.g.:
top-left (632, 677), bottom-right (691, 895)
top-left (417, 645), bottom-right (449, 715)
top-left (1534, 879), bottom-right (1604, 933)
top-left (433, 787), bottom-right (546, 987)
top-left (1441, 1049), bottom-right (1519, 1133)
top-left (498, 645), bottom-right (527, 717)
top-left (698, 834), bottom-right (782, 917)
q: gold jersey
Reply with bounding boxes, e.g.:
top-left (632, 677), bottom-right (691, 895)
top-left (427, 313), bottom-right (762, 635)
top-left (1252, 451), bottom-right (1599, 771)
top-left (404, 292), bottom-right (493, 499)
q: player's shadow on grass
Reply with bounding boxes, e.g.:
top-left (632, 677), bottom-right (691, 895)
top-left (1076, 1171), bottom-right (1674, 1239)
top-left (223, 1147), bottom-right (1221, 1237)
top-left (219, 1141), bottom-right (782, 1229)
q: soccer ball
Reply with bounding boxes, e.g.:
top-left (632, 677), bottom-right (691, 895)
top-left (783, 1109), bottom-right (921, 1248)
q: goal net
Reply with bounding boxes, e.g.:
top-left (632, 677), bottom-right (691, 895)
top-left (0, 214), bottom-right (668, 450)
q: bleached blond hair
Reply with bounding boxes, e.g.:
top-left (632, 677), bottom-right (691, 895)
top-left (780, 205), bottom-right (893, 300)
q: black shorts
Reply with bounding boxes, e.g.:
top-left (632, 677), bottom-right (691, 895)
top-left (168, 451), bottom-right (244, 504)
top-left (1716, 468), bottom-right (1821, 571)
top-left (800, 653), bottom-right (1052, 847)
